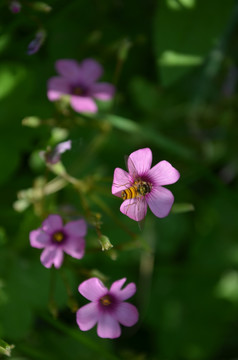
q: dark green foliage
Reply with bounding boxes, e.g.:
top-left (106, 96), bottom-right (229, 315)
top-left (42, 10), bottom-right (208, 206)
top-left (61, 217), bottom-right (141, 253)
top-left (0, 0), bottom-right (238, 359)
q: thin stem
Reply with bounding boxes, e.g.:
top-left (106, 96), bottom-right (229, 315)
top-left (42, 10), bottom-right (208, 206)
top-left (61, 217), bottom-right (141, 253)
top-left (59, 269), bottom-right (78, 312)
top-left (48, 268), bottom-right (58, 318)
top-left (40, 313), bottom-right (120, 360)
top-left (89, 194), bottom-right (137, 239)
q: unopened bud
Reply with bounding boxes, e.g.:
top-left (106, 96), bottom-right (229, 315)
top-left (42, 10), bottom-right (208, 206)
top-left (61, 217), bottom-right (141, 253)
top-left (0, 339), bottom-right (14, 357)
top-left (99, 235), bottom-right (113, 251)
top-left (13, 199), bottom-right (30, 212)
top-left (27, 30), bottom-right (46, 55)
top-left (22, 116), bottom-right (41, 127)
top-left (31, 2), bottom-right (52, 13)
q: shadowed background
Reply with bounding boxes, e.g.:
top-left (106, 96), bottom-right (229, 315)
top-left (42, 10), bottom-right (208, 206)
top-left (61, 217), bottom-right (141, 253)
top-left (0, 0), bottom-right (238, 359)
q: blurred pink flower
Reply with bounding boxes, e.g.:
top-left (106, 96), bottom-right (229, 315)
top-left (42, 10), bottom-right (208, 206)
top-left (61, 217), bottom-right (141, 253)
top-left (29, 214), bottom-right (87, 268)
top-left (47, 59), bottom-right (115, 113)
top-left (27, 30), bottom-right (46, 55)
top-left (39, 140), bottom-right (72, 165)
top-left (9, 0), bottom-right (21, 13)
top-left (112, 148), bottom-right (180, 222)
top-left (76, 277), bottom-right (139, 339)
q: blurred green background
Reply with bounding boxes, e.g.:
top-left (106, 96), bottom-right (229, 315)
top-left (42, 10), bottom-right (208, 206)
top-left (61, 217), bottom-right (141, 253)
top-left (1, 0), bottom-right (238, 359)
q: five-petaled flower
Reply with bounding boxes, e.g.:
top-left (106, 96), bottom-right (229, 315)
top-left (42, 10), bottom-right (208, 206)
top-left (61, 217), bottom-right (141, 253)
top-left (39, 140), bottom-right (72, 165)
top-left (112, 147), bottom-right (180, 222)
top-left (29, 214), bottom-right (87, 268)
top-left (47, 58), bottom-right (115, 113)
top-left (76, 277), bottom-right (139, 339)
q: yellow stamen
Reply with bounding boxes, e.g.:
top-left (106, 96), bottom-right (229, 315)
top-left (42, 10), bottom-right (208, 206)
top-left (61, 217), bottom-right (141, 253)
top-left (53, 231), bottom-right (64, 242)
top-left (74, 87), bottom-right (83, 95)
top-left (100, 295), bottom-right (112, 306)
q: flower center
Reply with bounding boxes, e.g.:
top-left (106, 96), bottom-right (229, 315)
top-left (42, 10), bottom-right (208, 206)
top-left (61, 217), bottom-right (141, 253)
top-left (73, 86), bottom-right (84, 96)
top-left (52, 231), bottom-right (65, 243)
top-left (100, 295), bottom-right (113, 307)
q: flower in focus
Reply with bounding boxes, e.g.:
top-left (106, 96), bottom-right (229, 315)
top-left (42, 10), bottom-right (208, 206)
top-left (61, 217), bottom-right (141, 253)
top-left (39, 140), bottom-right (72, 165)
top-left (30, 214), bottom-right (87, 268)
top-left (27, 30), bottom-right (46, 55)
top-left (9, 0), bottom-right (21, 13)
top-left (76, 277), bottom-right (139, 339)
top-left (112, 147), bottom-right (180, 222)
top-left (47, 58), bottom-right (115, 113)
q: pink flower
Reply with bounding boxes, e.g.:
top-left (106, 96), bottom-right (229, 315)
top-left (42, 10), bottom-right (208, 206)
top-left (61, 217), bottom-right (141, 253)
top-left (112, 148), bottom-right (180, 222)
top-left (47, 59), bottom-right (115, 113)
top-left (9, 1), bottom-right (21, 13)
top-left (76, 277), bottom-right (139, 339)
top-left (27, 30), bottom-right (46, 55)
top-left (39, 140), bottom-right (72, 165)
top-left (29, 214), bottom-right (87, 268)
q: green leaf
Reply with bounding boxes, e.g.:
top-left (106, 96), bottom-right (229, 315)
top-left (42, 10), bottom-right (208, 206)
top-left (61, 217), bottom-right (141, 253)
top-left (154, 0), bottom-right (234, 86)
top-left (172, 203), bottom-right (195, 213)
top-left (0, 138), bottom-right (19, 185)
top-left (106, 114), bottom-right (196, 160)
top-left (0, 63), bottom-right (26, 100)
top-left (215, 271), bottom-right (238, 302)
top-left (0, 227), bottom-right (7, 246)
top-left (129, 76), bottom-right (160, 113)
top-left (0, 34), bottom-right (10, 55)
top-left (159, 51), bottom-right (203, 67)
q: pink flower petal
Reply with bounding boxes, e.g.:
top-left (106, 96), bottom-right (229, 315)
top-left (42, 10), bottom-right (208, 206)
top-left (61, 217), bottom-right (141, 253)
top-left (42, 215), bottom-right (63, 234)
top-left (55, 140), bottom-right (72, 154)
top-left (90, 82), bottom-right (115, 101)
top-left (148, 160), bottom-right (180, 186)
top-left (79, 59), bottom-right (103, 84)
top-left (29, 229), bottom-right (50, 249)
top-left (40, 247), bottom-right (64, 268)
top-left (70, 95), bottom-right (97, 113)
top-left (110, 278), bottom-right (126, 292)
top-left (55, 59), bottom-right (82, 81)
top-left (114, 302), bottom-right (139, 327)
top-left (63, 236), bottom-right (85, 259)
top-left (10, 1), bottom-right (21, 13)
top-left (43, 140), bottom-right (72, 165)
top-left (120, 197), bottom-right (147, 222)
top-left (64, 219), bottom-right (87, 238)
top-left (78, 278), bottom-right (107, 301)
top-left (110, 279), bottom-right (136, 301)
top-left (47, 77), bottom-right (71, 101)
top-left (97, 313), bottom-right (121, 339)
top-left (147, 186), bottom-right (174, 218)
top-left (128, 148), bottom-right (152, 177)
top-left (111, 168), bottom-right (131, 197)
top-left (76, 302), bottom-right (99, 331)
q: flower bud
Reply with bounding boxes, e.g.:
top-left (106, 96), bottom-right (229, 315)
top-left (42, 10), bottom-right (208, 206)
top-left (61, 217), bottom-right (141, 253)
top-left (99, 235), bottom-right (113, 251)
top-left (30, 2), bottom-right (52, 13)
top-left (0, 339), bottom-right (14, 356)
top-left (27, 30), bottom-right (46, 55)
top-left (22, 116), bottom-right (41, 127)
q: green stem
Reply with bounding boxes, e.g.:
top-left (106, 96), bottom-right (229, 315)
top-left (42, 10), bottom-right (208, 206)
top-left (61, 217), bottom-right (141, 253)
top-left (89, 194), bottom-right (136, 239)
top-left (48, 268), bottom-right (58, 318)
top-left (41, 313), bottom-right (120, 360)
top-left (17, 343), bottom-right (52, 360)
top-left (59, 268), bottom-right (78, 312)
